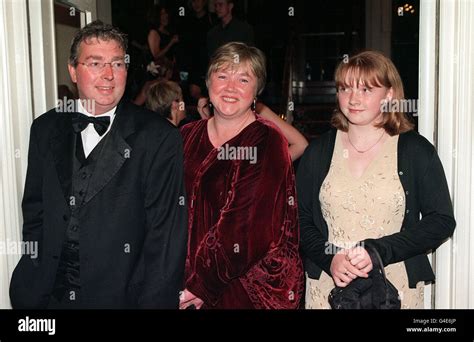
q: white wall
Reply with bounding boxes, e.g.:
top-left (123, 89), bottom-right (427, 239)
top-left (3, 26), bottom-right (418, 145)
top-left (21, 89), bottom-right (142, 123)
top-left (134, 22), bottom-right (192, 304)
top-left (29, 0), bottom-right (58, 118)
top-left (419, 0), bottom-right (474, 309)
top-left (0, 0), bottom-right (34, 309)
top-left (436, 0), bottom-right (474, 309)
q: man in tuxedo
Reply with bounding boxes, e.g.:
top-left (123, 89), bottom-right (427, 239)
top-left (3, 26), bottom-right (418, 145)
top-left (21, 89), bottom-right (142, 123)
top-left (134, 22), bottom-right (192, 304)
top-left (9, 21), bottom-right (187, 309)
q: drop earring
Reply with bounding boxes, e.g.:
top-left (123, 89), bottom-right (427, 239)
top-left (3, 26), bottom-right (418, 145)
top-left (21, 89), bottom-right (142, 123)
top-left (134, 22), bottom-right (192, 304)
top-left (208, 101), bottom-right (214, 116)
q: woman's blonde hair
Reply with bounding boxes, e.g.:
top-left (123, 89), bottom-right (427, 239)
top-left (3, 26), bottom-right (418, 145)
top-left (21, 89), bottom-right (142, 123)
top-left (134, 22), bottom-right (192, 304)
top-left (206, 42), bottom-right (267, 96)
top-left (146, 80), bottom-right (182, 119)
top-left (332, 50), bottom-right (414, 135)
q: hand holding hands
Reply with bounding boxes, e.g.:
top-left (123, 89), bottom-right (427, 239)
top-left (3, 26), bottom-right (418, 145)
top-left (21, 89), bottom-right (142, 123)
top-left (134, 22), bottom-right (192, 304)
top-left (330, 246), bottom-right (373, 287)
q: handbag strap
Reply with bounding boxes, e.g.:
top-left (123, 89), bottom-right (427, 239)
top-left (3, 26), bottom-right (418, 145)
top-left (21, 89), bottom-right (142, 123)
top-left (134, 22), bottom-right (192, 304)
top-left (366, 245), bottom-right (394, 306)
top-left (367, 246), bottom-right (387, 283)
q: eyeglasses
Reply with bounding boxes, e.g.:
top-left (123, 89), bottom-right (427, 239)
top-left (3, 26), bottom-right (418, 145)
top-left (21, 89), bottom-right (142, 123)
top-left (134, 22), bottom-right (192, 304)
top-left (77, 61), bottom-right (129, 73)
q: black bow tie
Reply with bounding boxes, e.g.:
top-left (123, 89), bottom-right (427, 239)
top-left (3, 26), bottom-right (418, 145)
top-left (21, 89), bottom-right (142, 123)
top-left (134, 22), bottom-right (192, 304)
top-left (72, 113), bottom-right (111, 136)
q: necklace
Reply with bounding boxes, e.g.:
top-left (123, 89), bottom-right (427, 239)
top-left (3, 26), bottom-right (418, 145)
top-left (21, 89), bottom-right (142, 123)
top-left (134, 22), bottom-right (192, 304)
top-left (233, 111), bottom-right (252, 136)
top-left (347, 130), bottom-right (385, 153)
top-left (212, 111), bottom-right (253, 142)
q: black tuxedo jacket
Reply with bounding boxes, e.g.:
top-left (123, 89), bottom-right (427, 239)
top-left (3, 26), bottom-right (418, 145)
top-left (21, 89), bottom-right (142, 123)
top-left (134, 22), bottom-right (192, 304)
top-left (10, 101), bottom-right (188, 309)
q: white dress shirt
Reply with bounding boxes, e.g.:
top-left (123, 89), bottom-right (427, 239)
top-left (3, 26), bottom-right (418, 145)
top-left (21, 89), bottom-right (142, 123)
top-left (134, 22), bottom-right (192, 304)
top-left (77, 101), bottom-right (116, 158)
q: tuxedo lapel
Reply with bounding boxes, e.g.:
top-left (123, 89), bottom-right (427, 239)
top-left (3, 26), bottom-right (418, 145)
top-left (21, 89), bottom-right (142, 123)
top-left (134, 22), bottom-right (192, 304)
top-left (50, 112), bottom-right (75, 203)
top-left (83, 102), bottom-right (135, 204)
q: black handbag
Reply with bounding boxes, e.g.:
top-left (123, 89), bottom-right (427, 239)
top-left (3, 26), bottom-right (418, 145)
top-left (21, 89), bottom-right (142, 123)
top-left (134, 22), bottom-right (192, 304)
top-left (328, 246), bottom-right (401, 309)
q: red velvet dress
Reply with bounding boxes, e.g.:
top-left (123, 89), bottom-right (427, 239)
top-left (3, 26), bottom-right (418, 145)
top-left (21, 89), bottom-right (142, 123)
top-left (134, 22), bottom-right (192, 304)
top-left (180, 117), bottom-right (304, 309)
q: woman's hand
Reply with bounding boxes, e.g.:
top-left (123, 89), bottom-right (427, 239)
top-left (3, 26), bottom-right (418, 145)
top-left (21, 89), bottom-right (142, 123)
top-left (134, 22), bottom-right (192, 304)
top-left (330, 248), bottom-right (371, 287)
top-left (179, 288), bottom-right (204, 309)
top-left (346, 246), bottom-right (373, 274)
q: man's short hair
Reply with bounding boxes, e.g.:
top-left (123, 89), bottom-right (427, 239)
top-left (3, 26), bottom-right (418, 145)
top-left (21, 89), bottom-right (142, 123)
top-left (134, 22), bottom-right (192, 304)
top-left (69, 20), bottom-right (128, 66)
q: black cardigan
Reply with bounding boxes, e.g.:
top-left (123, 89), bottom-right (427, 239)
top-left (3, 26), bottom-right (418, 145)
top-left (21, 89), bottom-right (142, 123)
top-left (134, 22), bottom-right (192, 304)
top-left (296, 129), bottom-right (456, 288)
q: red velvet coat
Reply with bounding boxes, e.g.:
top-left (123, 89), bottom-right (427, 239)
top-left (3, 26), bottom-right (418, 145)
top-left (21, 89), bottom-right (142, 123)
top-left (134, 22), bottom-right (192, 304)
top-left (181, 117), bottom-right (304, 309)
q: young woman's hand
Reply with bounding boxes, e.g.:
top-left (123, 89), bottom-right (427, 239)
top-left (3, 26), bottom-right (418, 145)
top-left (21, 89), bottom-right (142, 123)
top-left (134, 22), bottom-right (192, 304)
top-left (330, 248), bottom-right (371, 287)
top-left (346, 246), bottom-right (373, 274)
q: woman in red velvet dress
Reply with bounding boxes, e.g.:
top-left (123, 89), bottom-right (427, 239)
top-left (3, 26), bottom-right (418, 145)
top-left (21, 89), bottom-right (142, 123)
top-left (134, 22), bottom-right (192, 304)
top-left (179, 42), bottom-right (304, 309)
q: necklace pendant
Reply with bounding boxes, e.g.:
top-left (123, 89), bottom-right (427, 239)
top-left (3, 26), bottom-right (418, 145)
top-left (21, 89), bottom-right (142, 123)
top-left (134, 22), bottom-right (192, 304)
top-left (347, 130), bottom-right (385, 154)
